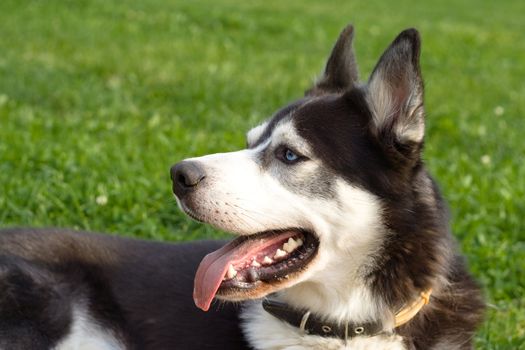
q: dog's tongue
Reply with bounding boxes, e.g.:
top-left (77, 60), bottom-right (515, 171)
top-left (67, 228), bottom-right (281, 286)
top-left (194, 231), bottom-right (296, 311)
top-left (193, 240), bottom-right (239, 311)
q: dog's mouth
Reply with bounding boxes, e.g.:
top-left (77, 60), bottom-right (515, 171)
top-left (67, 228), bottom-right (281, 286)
top-left (193, 229), bottom-right (319, 311)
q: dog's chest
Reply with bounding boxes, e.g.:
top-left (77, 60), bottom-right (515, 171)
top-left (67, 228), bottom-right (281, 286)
top-left (240, 304), bottom-right (406, 350)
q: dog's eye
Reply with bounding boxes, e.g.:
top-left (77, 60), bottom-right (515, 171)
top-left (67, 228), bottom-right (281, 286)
top-left (285, 149), bottom-right (299, 162)
top-left (276, 146), bottom-right (304, 164)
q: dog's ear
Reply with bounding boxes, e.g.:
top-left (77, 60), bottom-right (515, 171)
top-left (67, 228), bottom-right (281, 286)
top-left (366, 29), bottom-right (425, 146)
top-left (307, 24), bottom-right (359, 96)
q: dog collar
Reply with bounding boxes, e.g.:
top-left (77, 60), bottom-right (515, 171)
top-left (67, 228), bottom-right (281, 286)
top-left (262, 289), bottom-right (432, 341)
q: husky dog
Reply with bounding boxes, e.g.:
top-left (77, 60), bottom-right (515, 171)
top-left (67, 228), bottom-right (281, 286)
top-left (0, 26), bottom-right (483, 349)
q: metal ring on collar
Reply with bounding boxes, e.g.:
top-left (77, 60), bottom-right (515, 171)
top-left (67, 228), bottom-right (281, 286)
top-left (299, 311), bottom-right (311, 332)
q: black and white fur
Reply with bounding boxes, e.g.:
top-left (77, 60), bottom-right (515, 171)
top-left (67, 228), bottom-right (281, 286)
top-left (0, 26), bottom-right (483, 349)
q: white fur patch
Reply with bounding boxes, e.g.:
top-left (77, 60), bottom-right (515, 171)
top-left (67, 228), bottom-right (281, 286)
top-left (247, 120), bottom-right (270, 146)
top-left (367, 69), bottom-right (424, 143)
top-left (273, 180), bottom-right (389, 323)
top-left (180, 143), bottom-right (306, 235)
top-left (54, 304), bottom-right (124, 350)
top-left (271, 120), bottom-right (313, 156)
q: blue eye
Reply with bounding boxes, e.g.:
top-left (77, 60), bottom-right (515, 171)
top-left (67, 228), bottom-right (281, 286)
top-left (285, 149), bottom-right (298, 162)
top-left (276, 146), bottom-right (305, 164)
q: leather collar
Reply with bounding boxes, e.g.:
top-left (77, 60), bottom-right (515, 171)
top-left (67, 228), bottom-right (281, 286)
top-left (262, 289), bottom-right (432, 341)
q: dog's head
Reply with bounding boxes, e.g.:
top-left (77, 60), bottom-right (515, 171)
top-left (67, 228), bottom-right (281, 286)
top-left (172, 26), bottom-right (427, 311)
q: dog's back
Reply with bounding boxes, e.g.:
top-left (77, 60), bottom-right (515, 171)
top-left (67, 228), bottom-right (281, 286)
top-left (0, 228), bottom-right (249, 349)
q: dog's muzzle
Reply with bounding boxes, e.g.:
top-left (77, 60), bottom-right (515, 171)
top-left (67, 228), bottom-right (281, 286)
top-left (170, 161), bottom-right (206, 198)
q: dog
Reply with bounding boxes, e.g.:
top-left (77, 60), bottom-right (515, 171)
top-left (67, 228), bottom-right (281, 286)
top-left (0, 25), bottom-right (484, 349)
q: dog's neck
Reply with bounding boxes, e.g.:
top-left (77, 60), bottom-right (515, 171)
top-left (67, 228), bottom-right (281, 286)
top-left (272, 223), bottom-right (392, 326)
top-left (276, 276), bottom-right (393, 328)
top-left (240, 272), bottom-right (403, 349)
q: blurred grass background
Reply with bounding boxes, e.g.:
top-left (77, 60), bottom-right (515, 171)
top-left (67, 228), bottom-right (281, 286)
top-left (0, 0), bottom-right (523, 348)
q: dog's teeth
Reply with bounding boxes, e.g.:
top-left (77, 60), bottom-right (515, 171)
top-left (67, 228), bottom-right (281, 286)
top-left (274, 249), bottom-right (287, 259)
top-left (283, 237), bottom-right (301, 253)
top-left (226, 264), bottom-right (237, 279)
top-left (251, 259), bottom-right (261, 267)
top-left (262, 256), bottom-right (274, 265)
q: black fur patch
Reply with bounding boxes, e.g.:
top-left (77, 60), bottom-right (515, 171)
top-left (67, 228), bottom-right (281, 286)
top-left (0, 256), bottom-right (72, 350)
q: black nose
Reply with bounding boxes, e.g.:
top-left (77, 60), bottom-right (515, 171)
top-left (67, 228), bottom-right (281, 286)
top-left (170, 161), bottom-right (206, 198)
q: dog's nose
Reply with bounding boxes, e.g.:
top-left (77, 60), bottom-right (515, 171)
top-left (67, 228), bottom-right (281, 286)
top-left (170, 161), bottom-right (206, 197)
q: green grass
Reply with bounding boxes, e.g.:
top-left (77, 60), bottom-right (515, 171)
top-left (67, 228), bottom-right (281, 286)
top-left (1, 0), bottom-right (524, 348)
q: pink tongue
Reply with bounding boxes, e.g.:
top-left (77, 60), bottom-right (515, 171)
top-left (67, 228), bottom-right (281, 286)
top-left (193, 240), bottom-right (239, 311)
top-left (193, 232), bottom-right (296, 311)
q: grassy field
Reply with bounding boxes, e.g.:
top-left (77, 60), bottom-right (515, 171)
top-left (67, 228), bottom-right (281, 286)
top-left (1, 0), bottom-right (524, 348)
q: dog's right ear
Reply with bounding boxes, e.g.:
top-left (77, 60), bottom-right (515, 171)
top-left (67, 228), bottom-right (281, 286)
top-left (366, 29), bottom-right (425, 147)
top-left (306, 24), bottom-right (359, 96)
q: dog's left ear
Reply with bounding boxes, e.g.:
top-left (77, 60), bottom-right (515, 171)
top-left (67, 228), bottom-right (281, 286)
top-left (307, 24), bottom-right (359, 95)
top-left (366, 29), bottom-right (425, 146)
